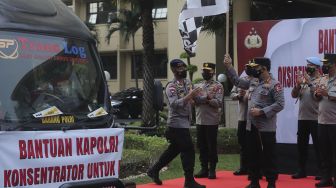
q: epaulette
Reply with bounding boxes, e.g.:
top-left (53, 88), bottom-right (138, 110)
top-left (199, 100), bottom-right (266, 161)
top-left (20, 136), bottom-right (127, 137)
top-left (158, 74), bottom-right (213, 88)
top-left (165, 81), bottom-right (175, 89)
top-left (214, 81), bottom-right (222, 85)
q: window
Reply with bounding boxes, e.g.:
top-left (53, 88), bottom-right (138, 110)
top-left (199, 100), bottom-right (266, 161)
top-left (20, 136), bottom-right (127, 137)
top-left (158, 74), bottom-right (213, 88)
top-left (152, 0), bottom-right (167, 20)
top-left (87, 1), bottom-right (116, 24)
top-left (131, 52), bottom-right (168, 79)
top-left (152, 8), bottom-right (167, 19)
top-left (101, 55), bottom-right (118, 79)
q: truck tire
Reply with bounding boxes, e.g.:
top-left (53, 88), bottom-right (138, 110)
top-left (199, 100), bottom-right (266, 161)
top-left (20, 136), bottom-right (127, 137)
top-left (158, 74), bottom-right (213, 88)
top-left (153, 80), bottom-right (164, 111)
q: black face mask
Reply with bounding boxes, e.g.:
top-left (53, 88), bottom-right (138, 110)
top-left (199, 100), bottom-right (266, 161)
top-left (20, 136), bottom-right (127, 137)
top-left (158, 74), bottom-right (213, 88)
top-left (177, 70), bottom-right (187, 79)
top-left (245, 66), bottom-right (253, 76)
top-left (202, 72), bottom-right (213, 80)
top-left (305, 67), bottom-right (316, 75)
top-left (322, 65), bottom-right (330, 74)
top-left (251, 68), bottom-right (262, 78)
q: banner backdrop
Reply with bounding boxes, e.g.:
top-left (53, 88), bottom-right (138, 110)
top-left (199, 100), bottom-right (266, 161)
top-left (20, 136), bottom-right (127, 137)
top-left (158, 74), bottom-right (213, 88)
top-left (0, 128), bottom-right (124, 188)
top-left (237, 17), bottom-right (336, 144)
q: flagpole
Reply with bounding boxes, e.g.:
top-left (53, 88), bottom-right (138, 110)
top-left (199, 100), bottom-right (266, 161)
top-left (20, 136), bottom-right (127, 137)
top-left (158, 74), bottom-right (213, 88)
top-left (226, 2), bottom-right (230, 54)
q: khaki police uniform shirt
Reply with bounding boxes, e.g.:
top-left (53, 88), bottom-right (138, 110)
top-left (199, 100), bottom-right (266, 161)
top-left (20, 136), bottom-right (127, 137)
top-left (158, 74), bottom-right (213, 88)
top-left (292, 77), bottom-right (320, 120)
top-left (226, 67), bottom-right (285, 132)
top-left (165, 78), bottom-right (193, 128)
top-left (316, 75), bottom-right (336, 125)
top-left (194, 80), bottom-right (223, 125)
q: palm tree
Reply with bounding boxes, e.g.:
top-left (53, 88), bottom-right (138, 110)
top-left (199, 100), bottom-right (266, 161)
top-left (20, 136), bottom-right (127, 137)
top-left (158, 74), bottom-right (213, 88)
top-left (180, 52), bottom-right (198, 81)
top-left (202, 14), bottom-right (226, 35)
top-left (107, 0), bottom-right (155, 126)
top-left (107, 4), bottom-right (142, 88)
top-left (138, 0), bottom-right (155, 127)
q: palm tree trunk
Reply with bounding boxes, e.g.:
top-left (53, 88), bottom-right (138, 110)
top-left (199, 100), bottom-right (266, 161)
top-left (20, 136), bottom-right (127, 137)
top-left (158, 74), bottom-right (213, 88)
top-left (132, 34), bottom-right (138, 88)
top-left (140, 0), bottom-right (155, 127)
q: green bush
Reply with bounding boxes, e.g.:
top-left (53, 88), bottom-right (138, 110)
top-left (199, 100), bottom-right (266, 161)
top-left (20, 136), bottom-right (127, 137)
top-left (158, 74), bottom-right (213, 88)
top-left (120, 133), bottom-right (168, 178)
top-left (192, 78), bottom-right (204, 85)
top-left (190, 127), bottom-right (239, 154)
top-left (120, 149), bottom-right (149, 178)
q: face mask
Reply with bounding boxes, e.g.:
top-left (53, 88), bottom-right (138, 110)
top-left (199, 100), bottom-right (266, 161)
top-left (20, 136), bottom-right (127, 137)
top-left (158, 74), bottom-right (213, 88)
top-left (322, 65), bottom-right (330, 74)
top-left (251, 68), bottom-right (262, 78)
top-left (245, 66), bottom-right (253, 76)
top-left (202, 72), bottom-right (213, 80)
top-left (177, 70), bottom-right (187, 79)
top-left (305, 67), bottom-right (316, 75)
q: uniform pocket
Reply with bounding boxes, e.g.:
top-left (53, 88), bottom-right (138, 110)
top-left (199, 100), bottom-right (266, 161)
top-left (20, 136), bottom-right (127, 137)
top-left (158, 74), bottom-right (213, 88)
top-left (258, 89), bottom-right (269, 96)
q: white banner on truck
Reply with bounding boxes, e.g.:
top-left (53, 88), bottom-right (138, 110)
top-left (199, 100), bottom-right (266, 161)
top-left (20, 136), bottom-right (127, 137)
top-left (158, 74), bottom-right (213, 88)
top-left (0, 128), bottom-right (124, 188)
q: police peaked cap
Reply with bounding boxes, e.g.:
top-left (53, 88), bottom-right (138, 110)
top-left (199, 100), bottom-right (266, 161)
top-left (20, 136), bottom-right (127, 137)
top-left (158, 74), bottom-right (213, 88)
top-left (321, 53), bottom-right (336, 64)
top-left (306, 57), bottom-right (322, 67)
top-left (202, 62), bottom-right (216, 70)
top-left (170, 59), bottom-right (186, 68)
top-left (249, 57), bottom-right (271, 68)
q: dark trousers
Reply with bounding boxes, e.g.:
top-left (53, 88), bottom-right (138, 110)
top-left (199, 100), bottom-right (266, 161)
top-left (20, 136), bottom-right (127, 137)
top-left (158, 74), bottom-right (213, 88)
top-left (318, 124), bottom-right (336, 180)
top-left (247, 125), bottom-right (278, 182)
top-left (196, 124), bottom-right (219, 166)
top-left (237, 121), bottom-right (248, 170)
top-left (154, 127), bottom-right (195, 178)
top-left (296, 120), bottom-right (320, 171)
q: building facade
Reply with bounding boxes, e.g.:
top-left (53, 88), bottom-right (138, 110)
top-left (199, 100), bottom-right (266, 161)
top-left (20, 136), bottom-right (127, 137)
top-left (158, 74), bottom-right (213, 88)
top-left (62, 0), bottom-right (252, 94)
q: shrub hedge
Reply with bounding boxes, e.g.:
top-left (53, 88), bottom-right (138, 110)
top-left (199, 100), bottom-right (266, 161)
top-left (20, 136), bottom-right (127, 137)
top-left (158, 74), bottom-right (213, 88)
top-left (189, 127), bottom-right (239, 154)
top-left (120, 127), bottom-right (239, 178)
top-left (120, 133), bottom-right (168, 178)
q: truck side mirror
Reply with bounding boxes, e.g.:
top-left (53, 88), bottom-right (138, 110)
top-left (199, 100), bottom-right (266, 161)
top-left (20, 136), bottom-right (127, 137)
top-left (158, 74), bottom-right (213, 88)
top-left (104, 71), bottom-right (111, 81)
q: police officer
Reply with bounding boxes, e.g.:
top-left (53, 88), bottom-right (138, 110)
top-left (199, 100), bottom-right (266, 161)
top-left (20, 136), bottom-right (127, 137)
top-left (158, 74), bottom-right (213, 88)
top-left (193, 62), bottom-right (223, 179)
top-left (223, 55), bottom-right (285, 188)
top-left (230, 63), bottom-right (256, 176)
top-left (147, 59), bottom-right (206, 188)
top-left (314, 53), bottom-right (336, 188)
top-left (291, 57), bottom-right (322, 180)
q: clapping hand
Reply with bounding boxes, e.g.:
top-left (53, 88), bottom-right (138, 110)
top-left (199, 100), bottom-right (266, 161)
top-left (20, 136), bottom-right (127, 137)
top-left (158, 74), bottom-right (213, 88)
top-left (315, 87), bottom-right (328, 97)
top-left (250, 107), bottom-right (263, 117)
top-left (238, 90), bottom-right (246, 98)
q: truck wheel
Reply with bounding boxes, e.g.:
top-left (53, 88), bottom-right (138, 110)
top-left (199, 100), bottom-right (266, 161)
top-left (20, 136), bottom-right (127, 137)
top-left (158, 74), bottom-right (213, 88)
top-left (153, 80), bottom-right (164, 111)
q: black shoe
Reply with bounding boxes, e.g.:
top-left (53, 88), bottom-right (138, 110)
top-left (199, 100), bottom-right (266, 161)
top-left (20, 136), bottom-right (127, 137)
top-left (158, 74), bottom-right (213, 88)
top-left (245, 181), bottom-right (261, 188)
top-left (267, 182), bottom-right (276, 188)
top-left (194, 168), bottom-right (208, 178)
top-left (147, 168), bottom-right (162, 185)
top-left (208, 169), bottom-right (216, 179)
top-left (248, 175), bottom-right (262, 180)
top-left (315, 179), bottom-right (333, 187)
top-left (233, 168), bottom-right (248, 176)
top-left (291, 171), bottom-right (307, 179)
top-left (184, 179), bottom-right (206, 188)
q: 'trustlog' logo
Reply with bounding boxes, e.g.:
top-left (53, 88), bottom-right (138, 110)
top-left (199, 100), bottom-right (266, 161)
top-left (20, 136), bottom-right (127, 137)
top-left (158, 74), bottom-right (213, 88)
top-left (0, 39), bottom-right (19, 59)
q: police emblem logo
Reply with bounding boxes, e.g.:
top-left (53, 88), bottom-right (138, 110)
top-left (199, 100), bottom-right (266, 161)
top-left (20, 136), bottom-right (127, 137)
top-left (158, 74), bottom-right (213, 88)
top-left (274, 83), bottom-right (283, 92)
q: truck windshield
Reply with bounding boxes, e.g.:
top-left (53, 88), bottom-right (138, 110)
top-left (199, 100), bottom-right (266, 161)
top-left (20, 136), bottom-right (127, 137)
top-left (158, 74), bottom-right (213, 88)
top-left (0, 31), bottom-right (107, 123)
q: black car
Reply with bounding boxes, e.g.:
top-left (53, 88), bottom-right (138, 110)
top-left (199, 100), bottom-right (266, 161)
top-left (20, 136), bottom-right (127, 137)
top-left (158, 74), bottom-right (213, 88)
top-left (111, 88), bottom-right (142, 119)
